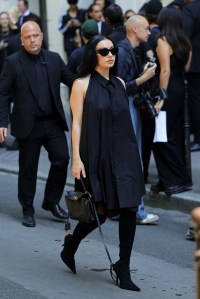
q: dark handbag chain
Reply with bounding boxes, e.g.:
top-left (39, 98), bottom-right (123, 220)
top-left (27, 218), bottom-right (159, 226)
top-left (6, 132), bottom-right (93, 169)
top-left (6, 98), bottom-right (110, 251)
top-left (80, 177), bottom-right (113, 266)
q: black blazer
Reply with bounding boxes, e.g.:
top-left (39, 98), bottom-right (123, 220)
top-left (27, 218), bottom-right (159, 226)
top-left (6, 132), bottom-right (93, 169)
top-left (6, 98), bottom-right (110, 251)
top-left (182, 0), bottom-right (200, 73)
top-left (0, 48), bottom-right (74, 138)
top-left (16, 12), bottom-right (42, 29)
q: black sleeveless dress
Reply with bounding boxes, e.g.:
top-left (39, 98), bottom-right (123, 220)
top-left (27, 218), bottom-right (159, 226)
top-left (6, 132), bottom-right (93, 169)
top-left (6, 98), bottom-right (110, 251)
top-left (75, 70), bottom-right (145, 215)
top-left (153, 54), bottom-right (190, 187)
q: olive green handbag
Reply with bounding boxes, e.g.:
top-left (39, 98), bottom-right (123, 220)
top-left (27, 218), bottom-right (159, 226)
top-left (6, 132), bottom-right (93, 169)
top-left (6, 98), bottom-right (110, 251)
top-left (65, 178), bottom-right (94, 223)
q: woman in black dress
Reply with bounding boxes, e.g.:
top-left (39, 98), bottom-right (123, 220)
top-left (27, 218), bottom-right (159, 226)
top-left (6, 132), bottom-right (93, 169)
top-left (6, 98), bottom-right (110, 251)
top-left (60, 35), bottom-right (145, 291)
top-left (151, 8), bottom-right (192, 195)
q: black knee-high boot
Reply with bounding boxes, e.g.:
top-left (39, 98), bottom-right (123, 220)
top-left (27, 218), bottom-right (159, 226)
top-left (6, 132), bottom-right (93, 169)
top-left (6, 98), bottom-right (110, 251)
top-left (111, 209), bottom-right (140, 291)
top-left (60, 214), bottom-right (107, 274)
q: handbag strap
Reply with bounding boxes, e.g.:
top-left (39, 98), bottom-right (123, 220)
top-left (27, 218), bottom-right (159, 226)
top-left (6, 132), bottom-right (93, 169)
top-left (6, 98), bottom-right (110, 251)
top-left (80, 177), bottom-right (113, 266)
top-left (79, 176), bottom-right (91, 195)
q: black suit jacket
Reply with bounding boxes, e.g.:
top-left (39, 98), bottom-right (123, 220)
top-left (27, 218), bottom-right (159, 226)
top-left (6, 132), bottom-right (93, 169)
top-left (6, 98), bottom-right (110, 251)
top-left (16, 12), bottom-right (42, 29)
top-left (182, 0), bottom-right (200, 73)
top-left (0, 48), bottom-right (74, 138)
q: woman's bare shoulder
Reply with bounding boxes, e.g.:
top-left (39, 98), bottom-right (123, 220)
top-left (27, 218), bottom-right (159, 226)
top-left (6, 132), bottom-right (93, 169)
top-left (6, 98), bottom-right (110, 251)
top-left (157, 37), bottom-right (172, 55)
top-left (71, 75), bottom-right (91, 99)
top-left (157, 37), bottom-right (168, 46)
top-left (73, 75), bottom-right (91, 89)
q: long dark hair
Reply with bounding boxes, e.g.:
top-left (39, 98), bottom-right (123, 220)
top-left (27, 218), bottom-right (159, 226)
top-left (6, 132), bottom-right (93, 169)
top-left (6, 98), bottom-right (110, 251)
top-left (77, 35), bottom-right (116, 78)
top-left (157, 7), bottom-right (191, 65)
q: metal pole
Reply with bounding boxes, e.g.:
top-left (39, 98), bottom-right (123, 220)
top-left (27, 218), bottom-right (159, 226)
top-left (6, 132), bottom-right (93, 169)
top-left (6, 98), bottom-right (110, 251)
top-left (191, 207), bottom-right (200, 299)
top-left (184, 80), bottom-right (192, 186)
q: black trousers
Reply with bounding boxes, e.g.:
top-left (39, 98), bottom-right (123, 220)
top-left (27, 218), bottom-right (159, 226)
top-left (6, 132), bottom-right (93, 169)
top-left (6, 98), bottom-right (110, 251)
top-left (18, 118), bottom-right (69, 216)
top-left (141, 110), bottom-right (155, 183)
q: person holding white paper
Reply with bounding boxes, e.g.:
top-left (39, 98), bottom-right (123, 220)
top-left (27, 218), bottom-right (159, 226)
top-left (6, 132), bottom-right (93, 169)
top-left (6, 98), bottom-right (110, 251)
top-left (151, 7), bottom-right (192, 196)
top-left (153, 110), bottom-right (167, 143)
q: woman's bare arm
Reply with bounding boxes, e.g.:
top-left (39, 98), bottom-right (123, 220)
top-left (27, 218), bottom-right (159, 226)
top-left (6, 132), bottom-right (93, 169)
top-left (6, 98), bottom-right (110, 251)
top-left (70, 76), bottom-right (89, 179)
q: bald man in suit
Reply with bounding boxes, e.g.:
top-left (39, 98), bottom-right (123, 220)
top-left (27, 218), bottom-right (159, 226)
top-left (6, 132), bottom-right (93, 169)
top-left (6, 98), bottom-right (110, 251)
top-left (0, 21), bottom-right (74, 227)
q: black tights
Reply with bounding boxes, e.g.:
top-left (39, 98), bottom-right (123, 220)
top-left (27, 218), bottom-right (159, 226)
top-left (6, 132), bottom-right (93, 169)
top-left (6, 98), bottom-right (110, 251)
top-left (119, 209), bottom-right (136, 263)
top-left (71, 208), bottom-right (136, 261)
top-left (72, 213), bottom-right (107, 248)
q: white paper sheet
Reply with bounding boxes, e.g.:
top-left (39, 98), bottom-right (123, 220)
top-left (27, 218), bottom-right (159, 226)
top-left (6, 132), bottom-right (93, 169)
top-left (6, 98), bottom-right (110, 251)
top-left (153, 111), bottom-right (168, 143)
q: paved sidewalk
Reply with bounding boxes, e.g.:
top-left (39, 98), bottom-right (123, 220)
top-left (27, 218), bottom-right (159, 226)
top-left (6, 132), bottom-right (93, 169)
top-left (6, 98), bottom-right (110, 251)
top-left (0, 134), bottom-right (197, 299)
top-left (145, 150), bottom-right (200, 214)
top-left (0, 213), bottom-right (195, 299)
top-left (0, 138), bottom-right (200, 215)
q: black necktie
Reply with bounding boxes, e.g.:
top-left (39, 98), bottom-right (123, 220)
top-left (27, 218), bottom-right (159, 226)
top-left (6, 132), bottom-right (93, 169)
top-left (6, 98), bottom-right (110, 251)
top-left (19, 15), bottom-right (24, 27)
top-left (34, 55), bottom-right (47, 111)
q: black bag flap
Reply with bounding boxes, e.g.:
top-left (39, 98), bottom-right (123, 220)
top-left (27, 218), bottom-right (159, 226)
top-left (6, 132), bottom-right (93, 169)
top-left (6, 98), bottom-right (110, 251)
top-left (66, 190), bottom-right (89, 201)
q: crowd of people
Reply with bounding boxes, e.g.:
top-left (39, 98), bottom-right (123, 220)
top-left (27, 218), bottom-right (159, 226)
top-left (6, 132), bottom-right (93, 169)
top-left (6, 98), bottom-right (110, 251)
top-left (0, 0), bottom-right (199, 292)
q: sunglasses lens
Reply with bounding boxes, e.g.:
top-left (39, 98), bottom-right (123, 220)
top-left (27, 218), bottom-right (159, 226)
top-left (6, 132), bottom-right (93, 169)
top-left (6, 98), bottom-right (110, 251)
top-left (110, 47), bottom-right (118, 55)
top-left (98, 48), bottom-right (109, 56)
top-left (97, 47), bottom-right (118, 56)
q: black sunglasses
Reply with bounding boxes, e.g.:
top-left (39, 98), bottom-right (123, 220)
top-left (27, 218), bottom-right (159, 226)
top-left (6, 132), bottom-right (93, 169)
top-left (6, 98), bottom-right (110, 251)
top-left (96, 47), bottom-right (118, 57)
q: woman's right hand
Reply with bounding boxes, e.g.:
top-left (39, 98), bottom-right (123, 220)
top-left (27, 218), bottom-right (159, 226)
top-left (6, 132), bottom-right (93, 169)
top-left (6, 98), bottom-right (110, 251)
top-left (136, 63), bottom-right (157, 86)
top-left (72, 158), bottom-right (86, 179)
top-left (0, 127), bottom-right (7, 143)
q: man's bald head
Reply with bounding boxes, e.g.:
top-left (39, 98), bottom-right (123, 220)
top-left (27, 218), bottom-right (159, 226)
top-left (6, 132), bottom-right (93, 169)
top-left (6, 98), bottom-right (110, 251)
top-left (125, 15), bottom-right (150, 44)
top-left (21, 21), bottom-right (41, 35)
top-left (21, 21), bottom-right (43, 55)
top-left (126, 15), bottom-right (148, 32)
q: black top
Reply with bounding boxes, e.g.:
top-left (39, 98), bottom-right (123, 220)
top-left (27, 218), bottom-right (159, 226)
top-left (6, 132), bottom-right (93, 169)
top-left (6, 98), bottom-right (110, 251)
top-left (75, 71), bottom-right (145, 215)
top-left (58, 8), bottom-right (86, 56)
top-left (23, 51), bottom-right (55, 118)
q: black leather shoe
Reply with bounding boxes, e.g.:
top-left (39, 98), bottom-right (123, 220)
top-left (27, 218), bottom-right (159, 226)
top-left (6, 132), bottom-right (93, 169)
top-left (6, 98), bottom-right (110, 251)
top-left (165, 185), bottom-right (185, 196)
top-left (22, 215), bottom-right (35, 227)
top-left (150, 182), bottom-right (165, 193)
top-left (190, 142), bottom-right (200, 152)
top-left (42, 202), bottom-right (68, 220)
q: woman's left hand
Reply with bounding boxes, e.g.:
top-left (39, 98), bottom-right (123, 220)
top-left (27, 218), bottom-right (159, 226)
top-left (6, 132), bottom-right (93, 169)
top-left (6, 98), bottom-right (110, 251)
top-left (154, 99), bottom-right (164, 115)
